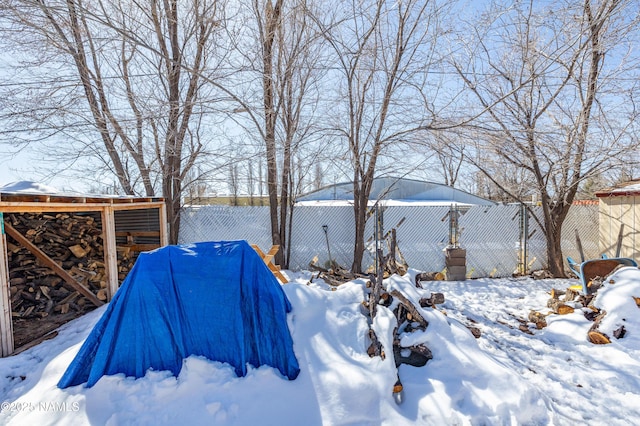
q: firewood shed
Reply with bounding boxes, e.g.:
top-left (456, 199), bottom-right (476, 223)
top-left (0, 190), bottom-right (168, 356)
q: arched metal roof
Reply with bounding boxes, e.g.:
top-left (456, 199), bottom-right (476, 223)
top-left (296, 177), bottom-right (495, 206)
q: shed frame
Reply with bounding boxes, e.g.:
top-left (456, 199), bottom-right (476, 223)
top-left (0, 192), bottom-right (168, 356)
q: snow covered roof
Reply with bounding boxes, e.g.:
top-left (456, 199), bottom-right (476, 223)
top-left (595, 180), bottom-right (640, 198)
top-left (0, 181), bottom-right (60, 194)
top-left (0, 180), bottom-right (163, 204)
top-left (296, 177), bottom-right (495, 206)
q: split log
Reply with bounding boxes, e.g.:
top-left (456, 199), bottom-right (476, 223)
top-left (380, 292), bottom-right (393, 307)
top-left (68, 244), bottom-right (91, 258)
top-left (587, 311), bottom-right (611, 344)
top-left (393, 342), bottom-right (433, 367)
top-left (588, 331), bottom-right (611, 345)
top-left (528, 311), bottom-right (548, 329)
top-left (549, 288), bottom-right (565, 299)
top-left (584, 309), bottom-right (599, 321)
top-left (390, 290), bottom-right (428, 329)
top-left (415, 272), bottom-right (444, 288)
top-left (613, 325), bottom-right (626, 339)
top-left (467, 326), bottom-right (482, 338)
top-left (419, 292), bottom-right (445, 308)
top-left (367, 328), bottom-right (384, 359)
top-left (308, 256), bottom-right (367, 286)
top-left (564, 288), bottom-right (580, 302)
top-left (546, 299), bottom-right (575, 315)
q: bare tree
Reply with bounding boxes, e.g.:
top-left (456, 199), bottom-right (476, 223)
top-left (418, 130), bottom-right (467, 187)
top-left (228, 163), bottom-right (240, 206)
top-left (0, 0), bottom-right (225, 244)
top-left (314, 0), bottom-right (447, 273)
top-left (312, 163), bottom-right (324, 191)
top-left (246, 161), bottom-right (256, 205)
top-left (451, 0), bottom-right (640, 276)
top-left (223, 0), bottom-right (326, 266)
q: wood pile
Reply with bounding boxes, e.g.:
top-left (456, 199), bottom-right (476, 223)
top-left (307, 256), bottom-right (368, 287)
top-left (525, 276), bottom-right (634, 344)
top-left (363, 285), bottom-right (439, 367)
top-left (3, 212), bottom-right (136, 348)
top-left (364, 279), bottom-right (443, 403)
top-left (308, 227), bottom-right (408, 287)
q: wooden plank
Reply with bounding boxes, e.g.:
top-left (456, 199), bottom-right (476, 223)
top-left (158, 204), bottom-right (169, 246)
top-left (4, 223), bottom-right (104, 308)
top-left (127, 244), bottom-right (161, 252)
top-left (268, 264), bottom-right (288, 283)
top-left (263, 245), bottom-right (280, 264)
top-left (12, 331), bottom-right (58, 355)
top-left (101, 207), bottom-right (119, 301)
top-left (251, 244), bottom-right (266, 258)
top-left (109, 201), bottom-right (166, 211)
top-left (0, 194), bottom-right (50, 203)
top-left (251, 244), bottom-right (288, 283)
top-left (0, 202), bottom-right (107, 213)
top-left (0, 214), bottom-right (14, 356)
top-left (115, 231), bottom-right (161, 238)
top-left (0, 200), bottom-right (166, 213)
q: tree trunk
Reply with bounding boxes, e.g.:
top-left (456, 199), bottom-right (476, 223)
top-left (261, 0), bottom-right (284, 265)
top-left (351, 184), bottom-right (367, 274)
top-left (545, 220), bottom-right (565, 277)
top-left (277, 136), bottom-right (292, 267)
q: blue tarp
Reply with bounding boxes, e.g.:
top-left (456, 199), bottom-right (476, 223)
top-left (58, 240), bottom-right (300, 388)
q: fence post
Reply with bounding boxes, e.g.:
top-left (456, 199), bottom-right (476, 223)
top-left (374, 204), bottom-right (384, 273)
top-left (518, 204), bottom-right (529, 275)
top-left (448, 204), bottom-right (460, 247)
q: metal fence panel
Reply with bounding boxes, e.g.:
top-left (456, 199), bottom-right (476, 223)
top-left (458, 205), bottom-right (520, 278)
top-left (521, 206), bottom-right (548, 274)
top-left (379, 206), bottom-right (451, 274)
top-left (288, 206), bottom-right (356, 271)
top-left (561, 203), bottom-right (600, 262)
top-left (178, 206), bottom-right (273, 251)
top-left (179, 203), bottom-right (599, 278)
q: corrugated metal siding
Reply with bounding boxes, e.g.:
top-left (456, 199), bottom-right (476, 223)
top-left (114, 209), bottom-right (161, 246)
top-left (77, 209), bottom-right (161, 246)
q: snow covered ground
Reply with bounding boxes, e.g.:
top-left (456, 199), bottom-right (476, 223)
top-left (1, 266), bottom-right (640, 425)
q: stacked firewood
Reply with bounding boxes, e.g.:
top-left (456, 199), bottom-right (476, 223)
top-left (4, 212), bottom-right (135, 320)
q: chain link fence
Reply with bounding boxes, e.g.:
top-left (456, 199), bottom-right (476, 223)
top-left (179, 203), bottom-right (599, 278)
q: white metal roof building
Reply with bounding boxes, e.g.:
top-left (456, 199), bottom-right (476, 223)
top-left (296, 177), bottom-right (496, 206)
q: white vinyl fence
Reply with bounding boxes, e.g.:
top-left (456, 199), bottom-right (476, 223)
top-left (178, 203), bottom-right (599, 278)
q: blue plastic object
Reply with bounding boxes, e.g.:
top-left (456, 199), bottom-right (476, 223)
top-left (567, 255), bottom-right (637, 294)
top-left (58, 240), bottom-right (300, 388)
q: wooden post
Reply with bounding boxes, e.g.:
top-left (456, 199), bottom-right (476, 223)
top-left (0, 213), bottom-right (14, 356)
top-left (158, 204), bottom-right (169, 246)
top-left (101, 207), bottom-right (119, 301)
